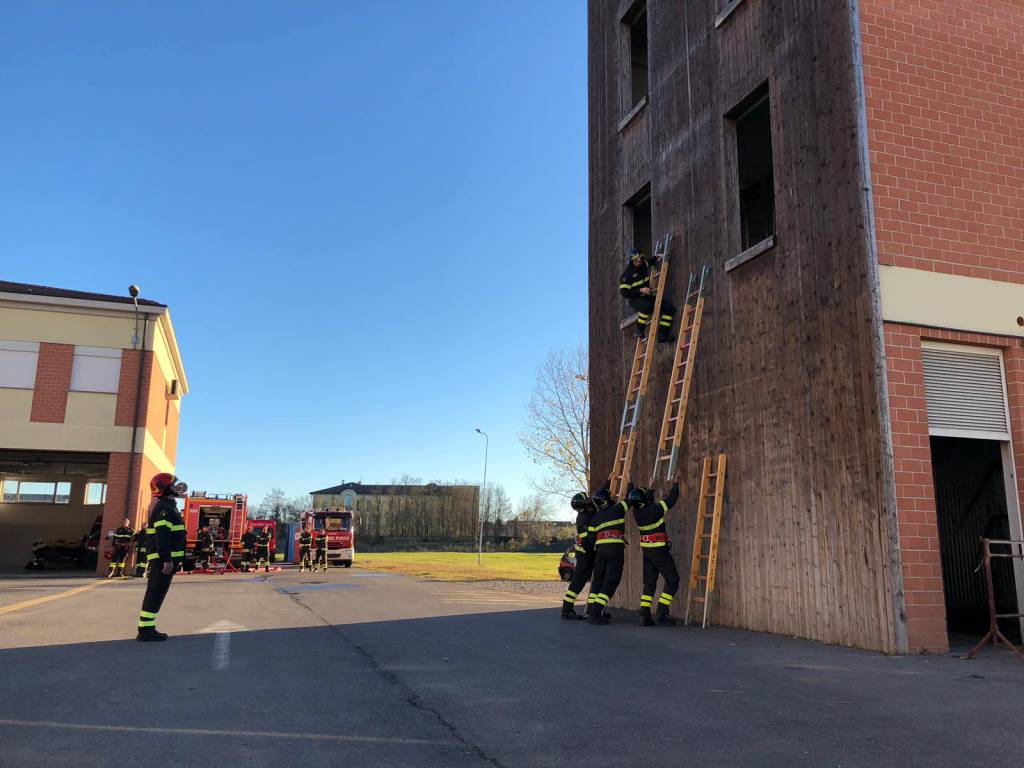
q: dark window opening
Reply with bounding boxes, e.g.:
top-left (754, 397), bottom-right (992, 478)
top-left (931, 437), bottom-right (1020, 644)
top-left (624, 4), bottom-right (649, 111)
top-left (731, 86), bottom-right (775, 250)
top-left (625, 187), bottom-right (652, 260)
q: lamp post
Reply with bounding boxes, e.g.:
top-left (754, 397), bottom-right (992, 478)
top-left (475, 428), bottom-right (489, 566)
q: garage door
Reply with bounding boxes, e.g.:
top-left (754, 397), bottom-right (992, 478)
top-left (921, 342), bottom-right (1010, 440)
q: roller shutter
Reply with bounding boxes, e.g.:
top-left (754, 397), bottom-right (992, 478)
top-left (921, 344), bottom-right (1009, 440)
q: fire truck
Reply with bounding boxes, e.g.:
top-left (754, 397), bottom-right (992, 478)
top-left (182, 492), bottom-right (248, 570)
top-left (296, 508), bottom-right (354, 567)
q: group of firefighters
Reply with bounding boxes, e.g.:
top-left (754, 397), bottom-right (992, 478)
top-left (558, 245), bottom-right (683, 625)
top-left (105, 472), bottom-right (334, 641)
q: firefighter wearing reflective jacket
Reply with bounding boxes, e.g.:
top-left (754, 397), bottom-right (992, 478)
top-left (240, 525), bottom-right (257, 572)
top-left (298, 526), bottom-right (313, 572)
top-left (586, 484), bottom-right (627, 624)
top-left (137, 473), bottom-right (188, 642)
top-left (313, 528), bottom-right (328, 573)
top-left (620, 247), bottom-right (675, 343)
top-left (254, 527), bottom-right (271, 573)
top-left (561, 490), bottom-right (600, 620)
top-left (133, 528), bottom-right (150, 577)
top-left (108, 519), bottom-right (134, 578)
top-left (627, 482), bottom-right (681, 627)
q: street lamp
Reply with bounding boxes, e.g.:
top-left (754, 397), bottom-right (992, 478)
top-left (475, 428), bottom-right (488, 566)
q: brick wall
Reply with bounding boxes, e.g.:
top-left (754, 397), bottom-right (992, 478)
top-left (29, 342), bottom-right (74, 423)
top-left (861, 0), bottom-right (1024, 282)
top-left (884, 322), bottom-right (1024, 651)
top-left (114, 349), bottom-right (153, 428)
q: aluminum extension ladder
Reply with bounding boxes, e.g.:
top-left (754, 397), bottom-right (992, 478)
top-left (609, 233), bottom-right (672, 500)
top-left (651, 265), bottom-right (707, 485)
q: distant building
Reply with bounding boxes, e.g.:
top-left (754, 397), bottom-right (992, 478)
top-left (0, 281), bottom-right (187, 571)
top-left (310, 482), bottom-right (480, 542)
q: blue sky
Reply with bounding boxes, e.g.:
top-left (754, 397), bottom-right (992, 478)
top-left (0, 2), bottom-right (587, 518)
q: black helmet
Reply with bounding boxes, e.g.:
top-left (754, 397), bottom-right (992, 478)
top-left (570, 492), bottom-right (590, 512)
top-left (628, 247), bottom-right (643, 262)
top-left (592, 487), bottom-right (611, 507)
top-left (627, 486), bottom-right (651, 506)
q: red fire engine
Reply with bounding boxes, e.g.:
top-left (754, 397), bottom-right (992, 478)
top-left (296, 509), bottom-right (354, 567)
top-left (182, 492), bottom-right (248, 570)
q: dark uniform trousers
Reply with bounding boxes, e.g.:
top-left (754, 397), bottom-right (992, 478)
top-left (298, 546), bottom-right (312, 570)
top-left (641, 547), bottom-right (681, 612)
top-left (139, 565), bottom-right (175, 627)
top-left (562, 550), bottom-right (594, 611)
top-left (589, 546), bottom-right (625, 612)
top-left (314, 547), bottom-right (327, 569)
top-left (628, 296), bottom-right (676, 334)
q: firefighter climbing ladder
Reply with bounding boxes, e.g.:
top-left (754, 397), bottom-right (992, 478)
top-left (609, 233), bottom-right (672, 500)
top-left (651, 265), bottom-right (708, 485)
top-left (685, 453), bottom-right (727, 629)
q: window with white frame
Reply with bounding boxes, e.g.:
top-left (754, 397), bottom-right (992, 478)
top-left (70, 346), bottom-right (122, 394)
top-left (0, 479), bottom-right (72, 504)
top-left (85, 481), bottom-right (108, 506)
top-left (0, 341), bottom-right (40, 388)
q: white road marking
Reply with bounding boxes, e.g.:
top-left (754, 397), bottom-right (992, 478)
top-left (198, 619), bottom-right (249, 634)
top-left (0, 719), bottom-right (459, 746)
top-left (211, 632), bottom-right (230, 671)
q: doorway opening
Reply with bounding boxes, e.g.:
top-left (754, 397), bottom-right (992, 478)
top-left (930, 437), bottom-right (1021, 643)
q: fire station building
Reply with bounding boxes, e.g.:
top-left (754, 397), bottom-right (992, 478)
top-left (0, 281), bottom-right (187, 573)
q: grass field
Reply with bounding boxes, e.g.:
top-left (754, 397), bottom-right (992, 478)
top-left (353, 552), bottom-right (565, 581)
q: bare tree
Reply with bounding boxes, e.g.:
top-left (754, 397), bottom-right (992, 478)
top-left (515, 492), bottom-right (555, 522)
top-left (519, 344), bottom-right (590, 498)
top-left (255, 487), bottom-right (306, 524)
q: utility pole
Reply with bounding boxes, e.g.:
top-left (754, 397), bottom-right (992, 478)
top-left (475, 428), bottom-right (489, 566)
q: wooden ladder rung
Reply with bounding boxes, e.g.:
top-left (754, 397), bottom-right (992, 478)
top-left (690, 596), bottom-right (705, 603)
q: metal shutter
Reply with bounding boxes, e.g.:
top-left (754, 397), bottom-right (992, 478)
top-left (921, 344), bottom-right (1009, 440)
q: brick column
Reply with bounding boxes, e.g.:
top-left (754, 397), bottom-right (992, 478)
top-left (883, 323), bottom-right (948, 653)
top-left (100, 452), bottom-right (150, 575)
top-left (30, 342), bottom-right (74, 423)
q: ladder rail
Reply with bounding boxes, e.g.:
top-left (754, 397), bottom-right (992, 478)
top-left (684, 456), bottom-right (713, 625)
top-left (701, 452), bottom-right (728, 629)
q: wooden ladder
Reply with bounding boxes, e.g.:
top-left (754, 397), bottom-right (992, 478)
top-left (609, 233), bottom-right (672, 500)
top-left (685, 453), bottom-right (727, 629)
top-left (651, 265), bottom-right (707, 485)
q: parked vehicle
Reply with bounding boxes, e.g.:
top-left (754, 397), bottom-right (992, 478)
top-left (25, 514), bottom-right (101, 571)
top-left (181, 492), bottom-right (249, 570)
top-left (296, 509), bottom-right (354, 567)
top-left (558, 546), bottom-right (576, 582)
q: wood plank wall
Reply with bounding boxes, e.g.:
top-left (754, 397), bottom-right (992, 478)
top-left (588, 0), bottom-right (907, 652)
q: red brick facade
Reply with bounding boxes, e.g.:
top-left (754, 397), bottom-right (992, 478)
top-left (29, 342), bottom-right (74, 423)
top-left (861, 0), bottom-right (1024, 282)
top-left (114, 349), bottom-right (153, 428)
top-left (864, 1), bottom-right (1024, 650)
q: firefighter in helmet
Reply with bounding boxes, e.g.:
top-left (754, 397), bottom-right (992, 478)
top-left (254, 526), bottom-right (272, 572)
top-left (626, 482), bottom-right (681, 626)
top-left (240, 524), bottom-right (257, 572)
top-left (586, 483), bottom-right (627, 624)
top-left (298, 524), bottom-right (313, 573)
top-left (196, 526), bottom-right (214, 570)
top-left (313, 524), bottom-right (328, 573)
top-left (133, 526), bottom-right (150, 577)
top-left (137, 472), bottom-right (187, 642)
top-left (619, 247), bottom-right (675, 342)
top-left (108, 518), bottom-right (134, 578)
top-left (561, 489), bottom-right (600, 620)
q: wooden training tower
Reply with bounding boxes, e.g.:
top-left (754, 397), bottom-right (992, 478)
top-left (609, 233), bottom-right (672, 500)
top-left (651, 265), bottom-right (707, 485)
top-left (685, 453), bottom-right (727, 629)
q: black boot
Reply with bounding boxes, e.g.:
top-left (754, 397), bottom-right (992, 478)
top-left (657, 328), bottom-right (675, 344)
top-left (640, 607), bottom-right (655, 626)
top-left (561, 604), bottom-right (585, 620)
top-left (655, 605), bottom-right (676, 626)
top-left (635, 322), bottom-right (647, 338)
top-left (136, 627), bottom-right (169, 642)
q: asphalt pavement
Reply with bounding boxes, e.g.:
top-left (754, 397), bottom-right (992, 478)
top-left (0, 567), bottom-right (1022, 768)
